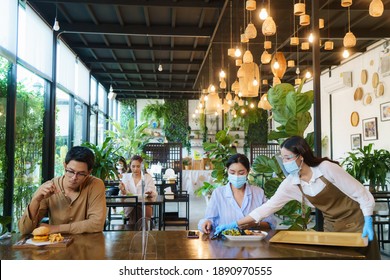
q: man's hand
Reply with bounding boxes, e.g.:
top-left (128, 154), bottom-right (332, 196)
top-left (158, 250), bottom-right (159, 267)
top-left (32, 180), bottom-right (58, 203)
top-left (39, 223), bottom-right (60, 234)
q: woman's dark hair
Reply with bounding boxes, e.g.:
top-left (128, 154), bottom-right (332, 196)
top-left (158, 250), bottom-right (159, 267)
top-left (281, 136), bottom-right (339, 167)
top-left (130, 155), bottom-right (143, 164)
top-left (65, 146), bottom-right (95, 170)
top-left (226, 153), bottom-right (250, 172)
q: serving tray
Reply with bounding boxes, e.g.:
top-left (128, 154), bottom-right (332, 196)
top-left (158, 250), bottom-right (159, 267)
top-left (269, 231), bottom-right (368, 247)
top-left (12, 236), bottom-right (73, 249)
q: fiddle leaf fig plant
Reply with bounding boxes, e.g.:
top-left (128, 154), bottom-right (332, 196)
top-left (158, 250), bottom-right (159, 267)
top-left (341, 143), bottom-right (390, 192)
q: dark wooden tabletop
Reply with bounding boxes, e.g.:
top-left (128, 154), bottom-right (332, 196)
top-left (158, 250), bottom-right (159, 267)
top-left (1, 230), bottom-right (380, 260)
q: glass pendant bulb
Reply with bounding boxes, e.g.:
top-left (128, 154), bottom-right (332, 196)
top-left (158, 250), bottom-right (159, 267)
top-left (259, 8), bottom-right (268, 20)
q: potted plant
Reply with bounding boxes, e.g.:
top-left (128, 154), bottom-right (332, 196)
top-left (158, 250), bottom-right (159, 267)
top-left (341, 143), bottom-right (390, 192)
top-left (81, 137), bottom-right (119, 182)
top-left (182, 157), bottom-right (192, 170)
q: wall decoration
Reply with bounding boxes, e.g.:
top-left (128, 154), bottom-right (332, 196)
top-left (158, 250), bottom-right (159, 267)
top-left (350, 111), bottom-right (359, 127)
top-left (351, 134), bottom-right (362, 150)
top-left (380, 102), bottom-right (390, 122)
top-left (362, 117), bottom-right (378, 141)
top-left (361, 69), bottom-right (368, 85)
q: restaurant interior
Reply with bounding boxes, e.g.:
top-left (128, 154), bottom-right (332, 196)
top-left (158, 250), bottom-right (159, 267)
top-left (0, 0), bottom-right (390, 260)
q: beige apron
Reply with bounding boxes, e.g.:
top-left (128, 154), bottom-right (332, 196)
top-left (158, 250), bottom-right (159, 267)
top-left (298, 176), bottom-right (364, 232)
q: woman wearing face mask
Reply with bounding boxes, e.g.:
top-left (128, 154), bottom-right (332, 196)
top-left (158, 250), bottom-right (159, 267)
top-left (198, 153), bottom-right (276, 234)
top-left (214, 136), bottom-right (375, 242)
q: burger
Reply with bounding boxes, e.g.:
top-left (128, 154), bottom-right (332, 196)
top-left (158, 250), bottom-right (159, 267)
top-left (32, 226), bottom-right (49, 242)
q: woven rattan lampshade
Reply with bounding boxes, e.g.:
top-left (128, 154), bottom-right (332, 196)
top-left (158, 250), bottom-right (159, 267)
top-left (261, 50), bottom-right (272, 64)
top-left (295, 78), bottom-right (302, 85)
top-left (241, 33), bottom-right (249, 43)
top-left (228, 48), bottom-right (235, 57)
top-left (219, 78), bottom-right (227, 89)
top-left (324, 40), bottom-right (334, 50)
top-left (369, 0), bottom-right (384, 17)
top-left (264, 40), bottom-right (272, 49)
top-left (243, 50), bottom-right (254, 63)
top-left (236, 59), bottom-right (242, 66)
top-left (290, 37), bottom-right (299, 45)
top-left (319, 18), bottom-right (324, 29)
top-left (205, 92), bottom-right (221, 115)
top-left (300, 14), bottom-right (310, 26)
top-left (246, 0), bottom-right (256, 11)
top-left (245, 23), bottom-right (257, 39)
top-left (226, 91), bottom-right (232, 101)
top-left (238, 62), bottom-right (260, 97)
top-left (262, 79), bottom-right (268, 85)
top-left (262, 17), bottom-right (276, 36)
top-left (271, 52), bottom-right (287, 79)
top-left (273, 76), bottom-right (281, 86)
top-left (231, 80), bottom-right (240, 92)
top-left (294, 3), bottom-right (305, 16)
top-left (343, 32), bottom-right (356, 48)
top-left (341, 0), bottom-right (352, 7)
top-left (288, 60), bottom-right (295, 67)
top-left (301, 42), bottom-right (310, 50)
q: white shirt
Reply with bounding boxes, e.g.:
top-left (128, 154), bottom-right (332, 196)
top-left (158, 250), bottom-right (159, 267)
top-left (249, 160), bottom-right (375, 222)
top-left (121, 173), bottom-right (157, 196)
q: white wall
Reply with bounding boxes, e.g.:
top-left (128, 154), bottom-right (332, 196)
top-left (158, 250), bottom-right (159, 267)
top-left (302, 40), bottom-right (390, 161)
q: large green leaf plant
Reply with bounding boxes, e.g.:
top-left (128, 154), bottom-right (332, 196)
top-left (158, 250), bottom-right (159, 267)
top-left (341, 143), bottom-right (390, 192)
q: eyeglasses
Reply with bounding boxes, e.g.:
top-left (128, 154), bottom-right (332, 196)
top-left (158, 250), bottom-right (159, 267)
top-left (65, 169), bottom-right (88, 178)
top-left (281, 154), bottom-right (299, 161)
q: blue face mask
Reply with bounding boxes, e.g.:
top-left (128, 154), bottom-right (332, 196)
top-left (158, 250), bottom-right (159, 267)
top-left (228, 174), bottom-right (247, 188)
top-left (283, 157), bottom-right (301, 175)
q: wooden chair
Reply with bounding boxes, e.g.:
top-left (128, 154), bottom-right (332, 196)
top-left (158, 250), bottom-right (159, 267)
top-left (105, 195), bottom-right (138, 231)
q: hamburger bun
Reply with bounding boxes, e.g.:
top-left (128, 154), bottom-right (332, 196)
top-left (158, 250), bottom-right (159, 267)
top-left (32, 226), bottom-right (49, 242)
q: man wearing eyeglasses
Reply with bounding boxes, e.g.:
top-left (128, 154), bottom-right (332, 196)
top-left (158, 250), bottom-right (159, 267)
top-left (18, 146), bottom-right (106, 235)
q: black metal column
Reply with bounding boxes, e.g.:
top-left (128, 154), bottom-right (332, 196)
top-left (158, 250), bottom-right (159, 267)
top-left (42, 33), bottom-right (58, 182)
top-left (312, 0), bottom-right (324, 231)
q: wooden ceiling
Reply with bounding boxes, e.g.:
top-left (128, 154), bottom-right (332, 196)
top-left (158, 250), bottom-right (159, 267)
top-left (27, 0), bottom-right (390, 100)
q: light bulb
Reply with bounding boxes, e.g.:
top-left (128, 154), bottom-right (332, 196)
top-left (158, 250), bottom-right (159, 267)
top-left (273, 61), bottom-right (280, 69)
top-left (53, 18), bottom-right (60, 31)
top-left (241, 108), bottom-right (245, 114)
top-left (158, 64), bottom-right (163, 72)
top-left (296, 67), bottom-right (300, 75)
top-left (250, 102), bottom-right (255, 108)
top-left (219, 70), bottom-right (226, 78)
top-left (235, 48), bottom-right (242, 57)
top-left (204, 95), bottom-right (209, 101)
top-left (343, 49), bottom-right (350, 58)
top-left (227, 100), bottom-right (232, 105)
top-left (259, 8), bottom-right (268, 20)
top-left (192, 113), bottom-right (196, 118)
top-left (253, 78), bottom-right (258, 86)
top-left (210, 85), bottom-right (216, 93)
top-left (214, 111), bottom-right (218, 116)
top-left (195, 109), bottom-right (199, 114)
top-left (305, 71), bottom-right (312, 79)
top-left (238, 91), bottom-right (242, 97)
top-left (308, 33), bottom-right (314, 43)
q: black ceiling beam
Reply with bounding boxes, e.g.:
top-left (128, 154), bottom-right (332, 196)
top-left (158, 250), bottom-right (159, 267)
top-left (114, 86), bottom-right (198, 92)
top-left (60, 23), bottom-right (213, 38)
top-left (102, 78), bottom-right (195, 83)
top-left (28, 0), bottom-right (225, 8)
top-left (69, 43), bottom-right (208, 52)
top-left (84, 58), bottom-right (203, 64)
top-left (91, 69), bottom-right (198, 75)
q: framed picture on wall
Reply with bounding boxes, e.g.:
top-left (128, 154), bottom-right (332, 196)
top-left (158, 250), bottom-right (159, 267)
top-left (362, 117), bottom-right (378, 141)
top-left (350, 134), bottom-right (362, 150)
top-left (380, 102), bottom-right (390, 122)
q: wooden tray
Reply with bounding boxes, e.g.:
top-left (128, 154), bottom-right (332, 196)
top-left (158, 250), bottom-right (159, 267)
top-left (12, 236), bottom-right (73, 249)
top-left (269, 231), bottom-right (368, 247)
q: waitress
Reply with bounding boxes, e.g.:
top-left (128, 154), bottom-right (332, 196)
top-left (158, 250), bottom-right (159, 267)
top-left (215, 136), bottom-right (375, 241)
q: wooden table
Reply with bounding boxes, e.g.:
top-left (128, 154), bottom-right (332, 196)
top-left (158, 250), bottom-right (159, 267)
top-left (106, 195), bottom-right (164, 230)
top-left (1, 230), bottom-right (380, 260)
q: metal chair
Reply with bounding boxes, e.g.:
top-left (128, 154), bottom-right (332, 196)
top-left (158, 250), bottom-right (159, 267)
top-left (105, 195), bottom-right (138, 231)
top-left (162, 191), bottom-right (190, 230)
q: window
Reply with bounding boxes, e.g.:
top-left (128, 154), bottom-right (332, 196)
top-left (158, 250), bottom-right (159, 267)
top-left (55, 88), bottom-right (70, 177)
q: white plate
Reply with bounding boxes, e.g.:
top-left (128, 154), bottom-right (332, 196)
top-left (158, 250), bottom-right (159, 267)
top-left (223, 231), bottom-right (268, 241)
top-left (25, 238), bottom-right (53, 246)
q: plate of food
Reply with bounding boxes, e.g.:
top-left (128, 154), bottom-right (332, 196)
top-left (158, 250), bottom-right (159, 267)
top-left (222, 229), bottom-right (268, 241)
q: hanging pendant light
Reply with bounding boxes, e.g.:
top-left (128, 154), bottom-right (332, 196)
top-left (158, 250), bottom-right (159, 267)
top-left (290, 37), bottom-right (299, 45)
top-left (301, 42), bottom-right (310, 50)
top-left (259, 8), bottom-right (268, 20)
top-left (108, 85), bottom-right (117, 100)
top-left (288, 60), bottom-right (295, 67)
top-left (271, 52), bottom-right (287, 79)
top-left (219, 78), bottom-right (227, 89)
top-left (319, 18), bottom-right (325, 29)
top-left (264, 40), bottom-right (272, 49)
top-left (245, 23), bottom-right (257, 39)
top-left (236, 59), bottom-right (243, 66)
top-left (294, 2), bottom-right (305, 16)
top-left (341, 0), bottom-right (352, 7)
top-left (243, 50), bottom-right (254, 63)
top-left (324, 41), bottom-right (334, 50)
top-left (343, 7), bottom-right (356, 48)
top-left (369, 0), bottom-right (384, 17)
top-left (246, 0), bottom-right (256, 11)
top-left (262, 17), bottom-right (276, 36)
top-left (226, 91), bottom-right (233, 101)
top-left (261, 50), bottom-right (272, 64)
top-left (205, 92), bottom-right (221, 115)
top-left (241, 33), bottom-right (249, 43)
top-left (231, 80), bottom-right (240, 92)
top-left (238, 62), bottom-right (260, 97)
top-left (299, 14), bottom-right (310, 26)
top-left (53, 4), bottom-right (60, 31)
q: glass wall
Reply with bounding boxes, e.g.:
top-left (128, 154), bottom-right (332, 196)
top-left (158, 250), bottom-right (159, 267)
top-left (55, 88), bottom-right (70, 177)
top-left (0, 56), bottom-right (10, 214)
top-left (73, 99), bottom-right (85, 146)
top-left (13, 66), bottom-right (45, 226)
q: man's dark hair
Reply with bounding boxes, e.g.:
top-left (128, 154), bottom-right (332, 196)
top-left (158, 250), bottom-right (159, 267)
top-left (65, 146), bottom-right (95, 170)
